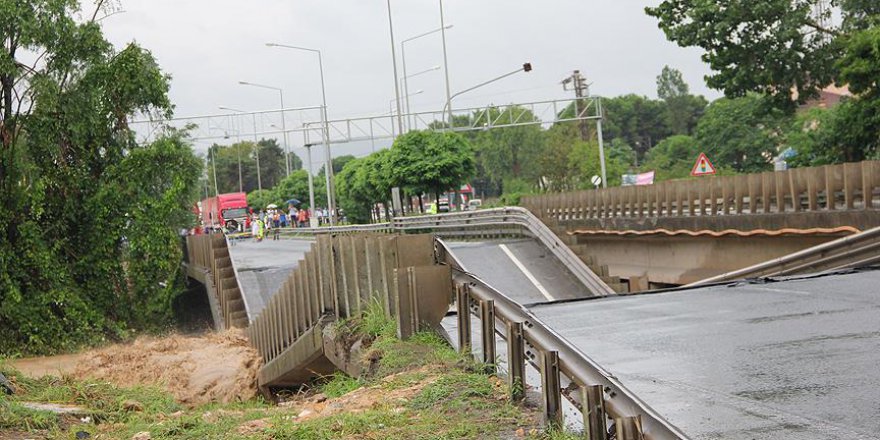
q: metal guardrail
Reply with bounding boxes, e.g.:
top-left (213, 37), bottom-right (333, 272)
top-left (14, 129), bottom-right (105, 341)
top-left (688, 225), bottom-right (880, 286)
top-left (276, 207), bottom-right (615, 297)
top-left (522, 160), bottom-right (880, 222)
top-left (436, 238), bottom-right (688, 440)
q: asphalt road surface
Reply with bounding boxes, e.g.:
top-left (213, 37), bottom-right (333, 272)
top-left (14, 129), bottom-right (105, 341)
top-left (445, 239), bottom-right (591, 304)
top-left (530, 270), bottom-right (880, 439)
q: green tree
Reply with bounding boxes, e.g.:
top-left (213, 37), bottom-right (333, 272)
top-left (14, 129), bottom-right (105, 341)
top-left (694, 95), bottom-right (783, 173)
top-left (656, 66), bottom-right (708, 135)
top-left (272, 169), bottom-right (326, 209)
top-left (641, 134), bottom-right (701, 180)
top-left (471, 106), bottom-right (544, 190)
top-left (645, 1), bottom-right (880, 110)
top-left (601, 94), bottom-right (670, 159)
top-left (656, 65), bottom-right (689, 100)
top-left (388, 130), bottom-right (475, 202)
top-left (0, 1), bottom-right (201, 354)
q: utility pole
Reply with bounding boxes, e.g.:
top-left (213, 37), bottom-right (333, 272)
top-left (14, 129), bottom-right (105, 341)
top-left (562, 70), bottom-right (607, 188)
top-left (561, 70), bottom-right (590, 141)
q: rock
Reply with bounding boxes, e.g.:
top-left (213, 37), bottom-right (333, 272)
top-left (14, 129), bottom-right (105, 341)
top-left (313, 393), bottom-right (327, 403)
top-left (131, 432), bottom-right (151, 440)
top-left (297, 409), bottom-right (315, 419)
top-left (0, 372), bottom-right (14, 395)
top-left (122, 400), bottom-right (144, 412)
top-left (75, 431), bottom-right (91, 439)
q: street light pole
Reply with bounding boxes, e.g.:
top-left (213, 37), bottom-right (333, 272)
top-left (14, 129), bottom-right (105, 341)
top-left (401, 25), bottom-right (452, 131)
top-left (265, 43), bottom-right (336, 225)
top-left (228, 114), bottom-right (243, 192)
top-left (238, 81), bottom-right (291, 177)
top-left (386, 0), bottom-right (404, 135)
top-left (439, 0), bottom-right (453, 126)
top-left (441, 63), bottom-right (533, 120)
top-left (219, 106), bottom-right (262, 192)
top-left (304, 143), bottom-right (317, 227)
top-left (401, 65), bottom-right (439, 131)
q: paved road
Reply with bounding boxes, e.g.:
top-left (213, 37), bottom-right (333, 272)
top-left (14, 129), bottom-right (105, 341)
top-left (530, 270), bottom-right (880, 439)
top-left (446, 239), bottom-right (590, 304)
top-left (228, 238), bottom-right (314, 320)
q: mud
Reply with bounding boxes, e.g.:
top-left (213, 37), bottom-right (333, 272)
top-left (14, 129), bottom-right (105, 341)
top-left (11, 330), bottom-right (260, 406)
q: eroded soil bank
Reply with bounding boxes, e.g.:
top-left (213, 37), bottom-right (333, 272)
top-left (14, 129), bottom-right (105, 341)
top-left (9, 329), bottom-right (260, 406)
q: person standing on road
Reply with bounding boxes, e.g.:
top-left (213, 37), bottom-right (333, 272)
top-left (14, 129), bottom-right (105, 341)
top-left (251, 214), bottom-right (260, 242)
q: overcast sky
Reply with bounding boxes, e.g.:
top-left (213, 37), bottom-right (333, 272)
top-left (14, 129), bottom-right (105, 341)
top-left (102, 1), bottom-right (720, 157)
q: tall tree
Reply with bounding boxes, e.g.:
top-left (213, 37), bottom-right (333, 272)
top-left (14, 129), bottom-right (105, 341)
top-left (472, 106), bottom-right (544, 189)
top-left (656, 65), bottom-right (689, 100)
top-left (602, 94), bottom-right (670, 159)
top-left (0, 1), bottom-right (202, 354)
top-left (694, 95), bottom-right (784, 172)
top-left (387, 130), bottom-right (475, 202)
top-left (645, 0), bottom-right (880, 110)
top-left (656, 66), bottom-right (708, 135)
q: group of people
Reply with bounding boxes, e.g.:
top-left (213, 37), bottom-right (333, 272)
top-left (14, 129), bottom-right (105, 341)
top-left (248, 207), bottom-right (311, 242)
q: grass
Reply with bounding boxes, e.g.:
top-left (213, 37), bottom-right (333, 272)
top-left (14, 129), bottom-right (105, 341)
top-left (0, 304), bottom-right (571, 439)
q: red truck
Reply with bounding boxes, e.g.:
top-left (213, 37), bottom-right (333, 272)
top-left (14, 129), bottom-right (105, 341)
top-left (201, 192), bottom-right (249, 233)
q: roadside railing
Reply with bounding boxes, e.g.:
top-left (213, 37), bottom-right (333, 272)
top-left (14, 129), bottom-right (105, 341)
top-left (275, 207), bottom-right (615, 297)
top-left (185, 234), bottom-right (248, 328)
top-left (436, 238), bottom-right (687, 440)
top-left (247, 234), bottom-right (453, 386)
top-left (522, 161), bottom-right (880, 222)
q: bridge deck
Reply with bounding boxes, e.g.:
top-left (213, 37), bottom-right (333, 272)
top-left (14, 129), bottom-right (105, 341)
top-left (531, 270), bottom-right (880, 439)
top-left (228, 238), bottom-right (314, 320)
top-left (446, 239), bottom-right (591, 304)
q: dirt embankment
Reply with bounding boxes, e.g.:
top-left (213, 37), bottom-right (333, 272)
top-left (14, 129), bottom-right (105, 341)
top-left (11, 329), bottom-right (260, 406)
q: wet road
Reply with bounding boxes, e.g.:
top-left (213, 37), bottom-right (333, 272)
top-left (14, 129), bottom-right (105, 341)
top-left (228, 238), bottom-right (314, 320)
top-left (446, 239), bottom-right (591, 304)
top-left (530, 270), bottom-right (880, 439)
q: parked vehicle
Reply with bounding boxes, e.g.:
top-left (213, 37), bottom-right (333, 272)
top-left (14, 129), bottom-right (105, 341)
top-left (467, 199), bottom-right (483, 210)
top-left (201, 192), bottom-right (249, 233)
top-left (438, 197), bottom-right (450, 213)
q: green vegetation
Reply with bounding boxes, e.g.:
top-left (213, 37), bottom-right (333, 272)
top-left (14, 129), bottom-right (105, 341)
top-left (1, 306), bottom-right (569, 439)
top-left (336, 130), bottom-right (476, 223)
top-left (0, 1), bottom-right (202, 355)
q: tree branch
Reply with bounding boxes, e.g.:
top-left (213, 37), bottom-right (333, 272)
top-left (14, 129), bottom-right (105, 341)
top-left (804, 19), bottom-right (841, 37)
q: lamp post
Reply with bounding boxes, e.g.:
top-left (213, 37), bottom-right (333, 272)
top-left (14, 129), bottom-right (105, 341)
top-left (219, 106), bottom-right (262, 192)
top-left (388, 90), bottom-right (424, 136)
top-left (303, 143), bottom-right (318, 227)
top-left (401, 65), bottom-right (440, 131)
top-left (265, 43), bottom-right (336, 225)
top-left (238, 81), bottom-right (291, 177)
top-left (441, 63), bottom-right (533, 126)
top-left (225, 114), bottom-right (244, 192)
top-left (385, 0), bottom-right (405, 136)
top-left (402, 24), bottom-right (451, 129)
top-left (439, 0), bottom-right (453, 125)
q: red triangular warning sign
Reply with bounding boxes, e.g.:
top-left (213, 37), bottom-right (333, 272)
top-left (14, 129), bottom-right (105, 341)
top-left (690, 152), bottom-right (717, 176)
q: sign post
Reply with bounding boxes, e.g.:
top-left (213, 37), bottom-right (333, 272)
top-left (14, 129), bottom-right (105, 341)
top-left (690, 152), bottom-right (717, 177)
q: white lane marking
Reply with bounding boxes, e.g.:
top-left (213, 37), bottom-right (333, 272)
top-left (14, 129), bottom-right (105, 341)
top-left (499, 244), bottom-right (555, 302)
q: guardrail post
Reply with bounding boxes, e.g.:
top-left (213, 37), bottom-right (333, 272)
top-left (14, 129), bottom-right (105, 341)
top-left (456, 285), bottom-right (472, 356)
top-left (480, 299), bottom-right (496, 372)
top-left (541, 350), bottom-right (563, 429)
top-left (507, 321), bottom-right (525, 402)
top-left (863, 161), bottom-right (877, 209)
top-left (614, 416), bottom-right (644, 440)
top-left (582, 385), bottom-right (608, 440)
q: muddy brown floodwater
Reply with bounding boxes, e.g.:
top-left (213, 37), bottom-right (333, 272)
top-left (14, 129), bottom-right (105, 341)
top-left (10, 329), bottom-right (261, 406)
